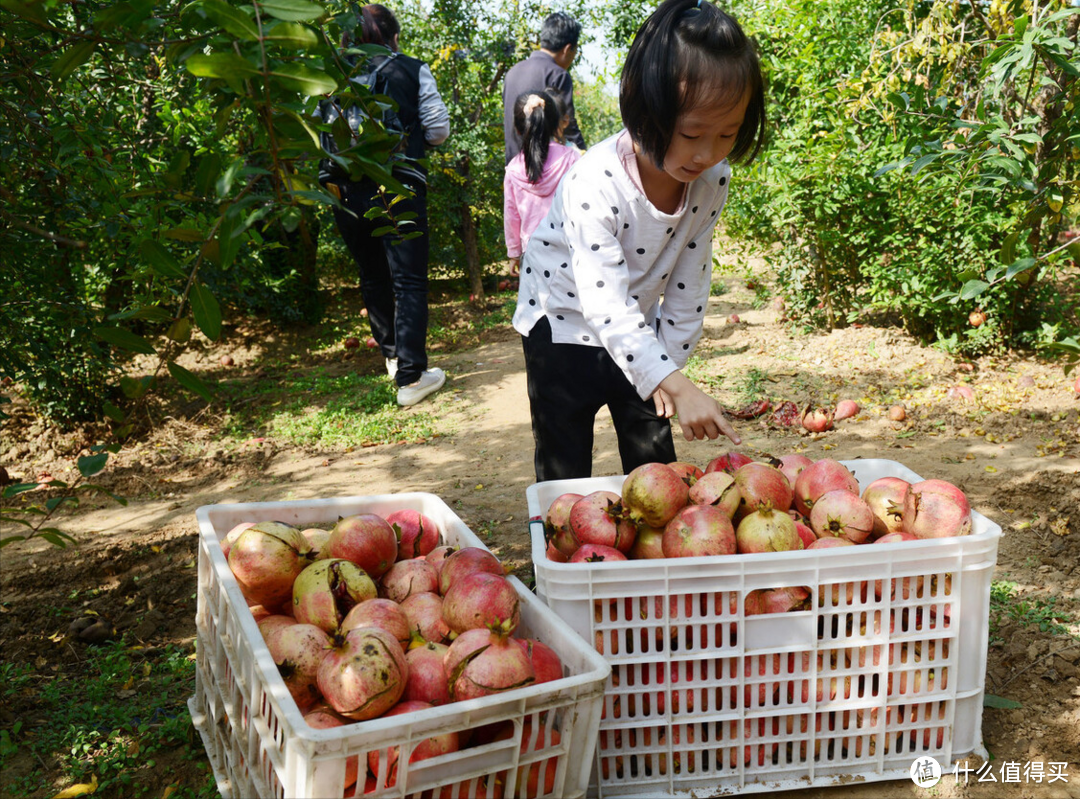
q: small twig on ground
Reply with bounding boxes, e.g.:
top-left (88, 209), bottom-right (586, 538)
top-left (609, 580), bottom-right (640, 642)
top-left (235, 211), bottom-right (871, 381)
top-left (997, 640), bottom-right (1080, 690)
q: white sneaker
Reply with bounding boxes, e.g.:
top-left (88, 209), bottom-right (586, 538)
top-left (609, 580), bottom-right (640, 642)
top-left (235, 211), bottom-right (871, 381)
top-left (397, 368), bottom-right (446, 406)
top-left (385, 358), bottom-right (398, 379)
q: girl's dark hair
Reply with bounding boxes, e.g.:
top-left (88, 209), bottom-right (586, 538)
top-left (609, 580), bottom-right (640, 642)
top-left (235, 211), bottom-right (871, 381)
top-left (620, 0), bottom-right (766, 169)
top-left (352, 3), bottom-right (400, 50)
top-left (514, 90), bottom-right (565, 183)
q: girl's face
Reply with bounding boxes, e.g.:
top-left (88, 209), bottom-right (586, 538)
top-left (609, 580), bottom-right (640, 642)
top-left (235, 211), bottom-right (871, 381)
top-left (661, 90), bottom-right (750, 183)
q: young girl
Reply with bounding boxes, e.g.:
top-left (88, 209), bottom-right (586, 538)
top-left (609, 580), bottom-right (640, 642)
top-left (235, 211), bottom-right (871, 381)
top-left (512, 0), bottom-right (766, 481)
top-left (504, 89), bottom-right (582, 277)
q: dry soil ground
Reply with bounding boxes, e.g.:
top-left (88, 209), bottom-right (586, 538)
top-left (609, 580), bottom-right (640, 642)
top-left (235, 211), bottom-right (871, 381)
top-left (1, 262), bottom-right (1079, 799)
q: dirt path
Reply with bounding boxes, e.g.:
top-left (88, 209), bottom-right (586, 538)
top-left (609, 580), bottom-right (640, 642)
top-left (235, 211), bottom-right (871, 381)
top-left (2, 270), bottom-right (1079, 798)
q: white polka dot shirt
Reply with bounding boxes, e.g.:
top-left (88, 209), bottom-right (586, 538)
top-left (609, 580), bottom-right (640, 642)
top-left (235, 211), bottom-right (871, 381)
top-left (512, 130), bottom-right (731, 401)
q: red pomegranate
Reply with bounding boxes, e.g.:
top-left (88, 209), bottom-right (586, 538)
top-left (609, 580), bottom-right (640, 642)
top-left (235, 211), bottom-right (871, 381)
top-left (380, 558), bottom-right (439, 604)
top-left (442, 572), bottom-right (520, 635)
top-left (367, 700), bottom-right (459, 788)
top-left (438, 547), bottom-right (504, 596)
top-left (621, 462), bottom-right (690, 529)
top-left (569, 491), bottom-right (637, 553)
top-left (732, 462), bottom-right (793, 516)
top-left (809, 489), bottom-right (875, 544)
top-left (404, 641), bottom-right (451, 705)
top-left (326, 514), bottom-right (398, 581)
top-left (317, 626), bottom-right (407, 721)
top-left (385, 509), bottom-right (442, 560)
top-left (399, 591), bottom-right (450, 644)
top-left (340, 598), bottom-right (411, 651)
top-left (266, 622), bottom-right (331, 713)
top-left (444, 627), bottom-right (535, 701)
top-left (662, 505), bottom-right (736, 558)
top-left (735, 506), bottom-right (802, 553)
top-left (862, 476), bottom-right (910, 538)
top-left (228, 522), bottom-right (314, 613)
top-left (902, 479), bottom-right (972, 538)
top-left (703, 451), bottom-right (753, 475)
top-left (544, 492), bottom-right (584, 559)
top-left (793, 458), bottom-right (859, 517)
top-left (687, 471), bottom-right (741, 518)
top-left (569, 544), bottom-right (627, 563)
top-left (516, 638), bottom-right (563, 684)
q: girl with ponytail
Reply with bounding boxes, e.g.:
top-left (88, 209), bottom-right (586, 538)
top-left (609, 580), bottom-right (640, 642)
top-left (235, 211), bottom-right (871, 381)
top-left (503, 89), bottom-right (581, 276)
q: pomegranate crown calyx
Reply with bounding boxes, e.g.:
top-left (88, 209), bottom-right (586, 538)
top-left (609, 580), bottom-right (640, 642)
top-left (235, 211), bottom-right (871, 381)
top-left (486, 618), bottom-right (516, 640)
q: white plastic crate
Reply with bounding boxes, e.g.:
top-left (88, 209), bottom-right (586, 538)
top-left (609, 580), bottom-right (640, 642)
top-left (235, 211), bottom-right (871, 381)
top-left (190, 493), bottom-right (610, 799)
top-left (525, 459), bottom-right (1002, 797)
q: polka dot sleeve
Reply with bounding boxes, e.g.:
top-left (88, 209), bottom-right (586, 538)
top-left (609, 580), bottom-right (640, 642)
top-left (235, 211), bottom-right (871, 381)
top-left (562, 181), bottom-right (678, 400)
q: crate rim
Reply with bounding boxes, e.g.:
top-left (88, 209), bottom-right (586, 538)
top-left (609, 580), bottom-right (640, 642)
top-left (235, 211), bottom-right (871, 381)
top-left (526, 458), bottom-right (1002, 570)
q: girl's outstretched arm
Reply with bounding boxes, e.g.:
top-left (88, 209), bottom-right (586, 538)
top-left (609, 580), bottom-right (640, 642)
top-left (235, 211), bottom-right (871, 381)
top-left (656, 371), bottom-right (741, 444)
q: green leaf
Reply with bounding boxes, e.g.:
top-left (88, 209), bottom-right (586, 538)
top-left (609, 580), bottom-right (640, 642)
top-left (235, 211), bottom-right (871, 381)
top-left (269, 63), bottom-right (337, 95)
top-left (1004, 257), bottom-right (1037, 280)
top-left (78, 453), bottom-right (109, 478)
top-left (3, 483), bottom-right (39, 499)
top-left (45, 496), bottom-right (78, 512)
top-left (93, 326), bottom-right (158, 356)
top-left (38, 529), bottom-right (75, 548)
top-left (264, 21), bottom-right (319, 48)
top-left (984, 694), bottom-right (1022, 709)
top-left (190, 282), bottom-right (222, 341)
top-left (959, 280), bottom-right (990, 300)
top-left (259, 0), bottom-right (325, 22)
top-left (200, 0), bottom-right (259, 39)
top-left (51, 41), bottom-right (96, 80)
top-left (0, 0), bottom-right (47, 24)
top-left (102, 402), bottom-right (126, 423)
top-left (164, 227), bottom-right (205, 242)
top-left (82, 485), bottom-right (129, 506)
top-left (999, 231), bottom-right (1018, 265)
top-left (194, 153), bottom-right (222, 196)
top-left (119, 375), bottom-right (153, 399)
top-left (141, 239), bottom-right (187, 280)
top-left (0, 536), bottom-right (27, 549)
top-left (185, 52), bottom-right (260, 80)
top-left (168, 362), bottom-right (215, 403)
top-left (0, 516), bottom-right (35, 529)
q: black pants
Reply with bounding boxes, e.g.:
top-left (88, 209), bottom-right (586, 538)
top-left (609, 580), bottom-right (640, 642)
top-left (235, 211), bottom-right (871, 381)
top-left (332, 178), bottom-right (430, 387)
top-left (522, 316), bottom-right (677, 481)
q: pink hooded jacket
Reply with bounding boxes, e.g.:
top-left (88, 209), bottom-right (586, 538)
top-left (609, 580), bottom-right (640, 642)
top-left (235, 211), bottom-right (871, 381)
top-left (503, 142), bottom-right (581, 258)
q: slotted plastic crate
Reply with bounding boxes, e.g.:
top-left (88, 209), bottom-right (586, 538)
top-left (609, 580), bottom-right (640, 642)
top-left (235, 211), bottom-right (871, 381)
top-left (190, 493), bottom-right (610, 799)
top-left (525, 459), bottom-right (1001, 797)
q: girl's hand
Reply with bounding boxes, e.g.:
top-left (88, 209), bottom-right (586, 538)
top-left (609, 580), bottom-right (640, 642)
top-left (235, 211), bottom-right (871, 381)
top-left (652, 387), bottom-right (675, 418)
top-left (509, 257), bottom-right (520, 277)
top-left (657, 371), bottom-right (742, 444)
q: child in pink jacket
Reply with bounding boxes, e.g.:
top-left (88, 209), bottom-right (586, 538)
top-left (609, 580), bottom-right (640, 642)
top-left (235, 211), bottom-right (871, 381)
top-left (504, 90), bottom-right (582, 275)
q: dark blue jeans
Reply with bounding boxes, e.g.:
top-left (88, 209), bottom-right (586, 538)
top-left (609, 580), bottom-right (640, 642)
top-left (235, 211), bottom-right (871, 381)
top-left (522, 316), bottom-right (677, 481)
top-left (332, 178), bottom-right (430, 387)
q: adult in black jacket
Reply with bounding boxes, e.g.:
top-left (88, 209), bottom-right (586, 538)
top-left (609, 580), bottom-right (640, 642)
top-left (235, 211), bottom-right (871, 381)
top-left (327, 4), bottom-right (451, 406)
top-left (502, 12), bottom-right (586, 164)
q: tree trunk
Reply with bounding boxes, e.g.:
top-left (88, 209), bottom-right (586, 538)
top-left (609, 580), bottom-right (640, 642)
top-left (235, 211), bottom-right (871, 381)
top-left (456, 156), bottom-right (484, 299)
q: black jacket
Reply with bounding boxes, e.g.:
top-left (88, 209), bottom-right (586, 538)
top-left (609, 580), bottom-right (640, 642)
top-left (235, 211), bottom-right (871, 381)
top-left (502, 50), bottom-right (586, 164)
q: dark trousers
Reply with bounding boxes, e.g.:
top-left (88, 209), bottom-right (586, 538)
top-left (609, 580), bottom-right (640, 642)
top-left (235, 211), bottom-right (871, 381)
top-left (522, 316), bottom-right (677, 481)
top-left (332, 179), bottom-right (430, 387)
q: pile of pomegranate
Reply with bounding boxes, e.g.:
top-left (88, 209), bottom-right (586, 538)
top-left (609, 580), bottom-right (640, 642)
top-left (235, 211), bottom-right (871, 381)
top-left (222, 511), bottom-right (563, 796)
top-left (543, 454), bottom-right (973, 564)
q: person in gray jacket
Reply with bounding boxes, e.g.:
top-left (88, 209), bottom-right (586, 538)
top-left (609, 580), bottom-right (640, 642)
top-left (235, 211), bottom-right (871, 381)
top-left (502, 12), bottom-right (586, 164)
top-left (324, 4), bottom-right (451, 407)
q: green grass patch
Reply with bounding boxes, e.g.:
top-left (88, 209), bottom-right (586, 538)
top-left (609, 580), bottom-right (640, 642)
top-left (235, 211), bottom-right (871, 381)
top-left (989, 580), bottom-right (1077, 643)
top-left (0, 642), bottom-right (217, 799)
top-left (733, 367), bottom-right (770, 405)
top-left (218, 368), bottom-right (442, 448)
